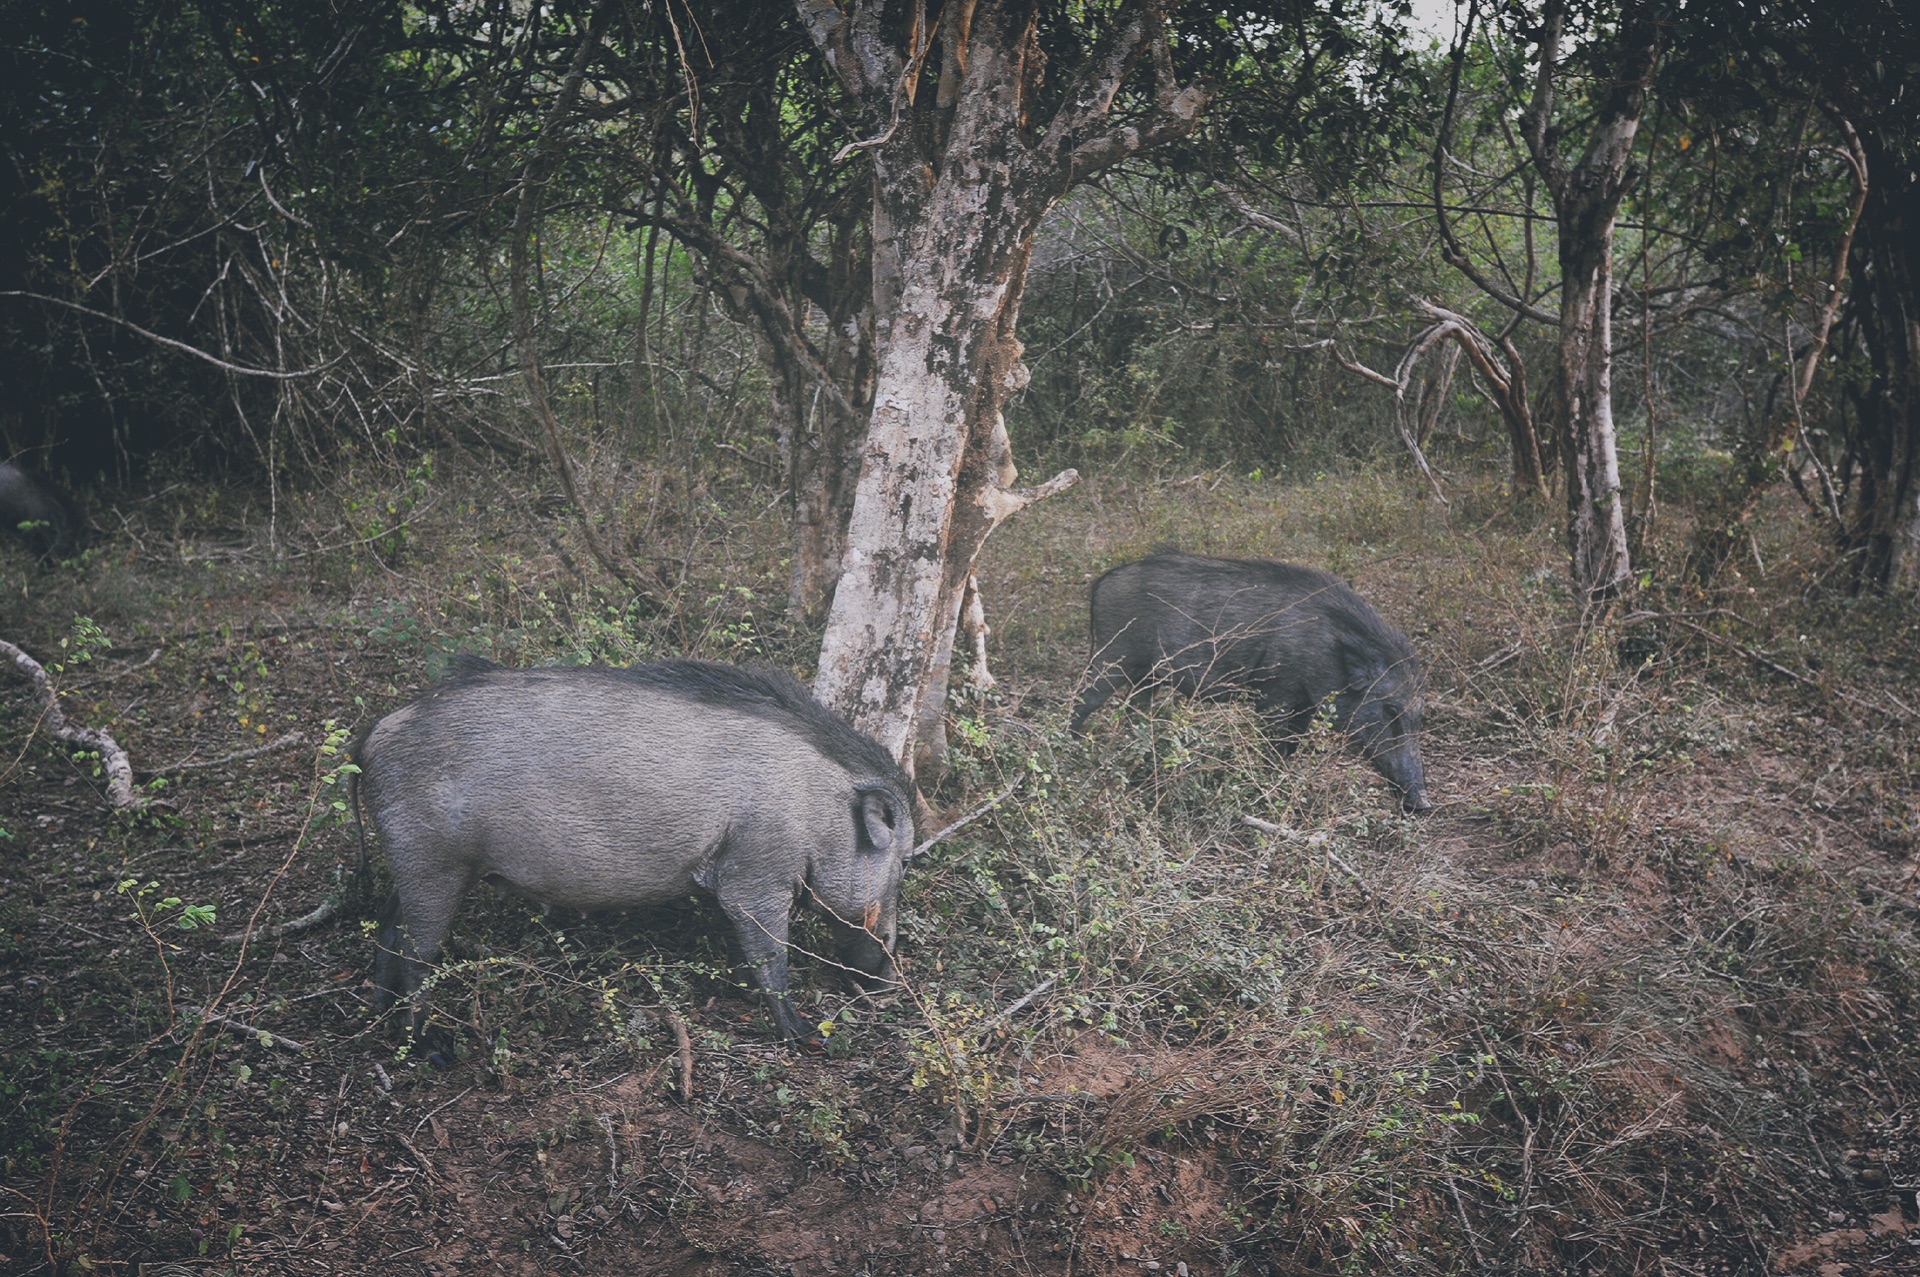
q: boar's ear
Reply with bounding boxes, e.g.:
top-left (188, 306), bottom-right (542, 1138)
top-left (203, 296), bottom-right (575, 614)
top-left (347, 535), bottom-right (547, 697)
top-left (857, 789), bottom-right (896, 853)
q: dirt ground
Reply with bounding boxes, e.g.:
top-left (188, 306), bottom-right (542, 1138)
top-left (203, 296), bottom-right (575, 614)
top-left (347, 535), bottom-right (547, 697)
top-left (4, 471), bottom-right (1920, 1275)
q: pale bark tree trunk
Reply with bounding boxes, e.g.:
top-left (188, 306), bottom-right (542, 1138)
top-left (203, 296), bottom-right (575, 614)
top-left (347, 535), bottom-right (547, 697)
top-left (1555, 234), bottom-right (1633, 599)
top-left (1522, 0), bottom-right (1660, 604)
top-left (798, 0), bottom-right (1208, 773)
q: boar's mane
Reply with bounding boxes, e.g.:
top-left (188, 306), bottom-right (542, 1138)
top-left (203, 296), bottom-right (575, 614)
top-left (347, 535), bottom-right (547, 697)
top-left (435, 655), bottom-right (913, 798)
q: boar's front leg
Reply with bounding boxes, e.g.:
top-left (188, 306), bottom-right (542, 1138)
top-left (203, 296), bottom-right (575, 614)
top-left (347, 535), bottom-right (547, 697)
top-left (715, 884), bottom-right (815, 1044)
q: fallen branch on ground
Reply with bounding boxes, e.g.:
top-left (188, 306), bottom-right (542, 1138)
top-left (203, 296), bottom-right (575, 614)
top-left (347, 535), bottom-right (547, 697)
top-left (984, 975), bottom-right (1057, 1032)
top-left (1241, 814), bottom-right (1373, 899)
top-left (0, 638), bottom-right (145, 811)
top-left (180, 1006), bottom-right (307, 1052)
top-left (666, 1011), bottom-right (694, 1101)
top-left (146, 731), bottom-right (302, 776)
top-left (913, 775), bottom-right (1024, 859)
top-left (222, 865), bottom-right (348, 943)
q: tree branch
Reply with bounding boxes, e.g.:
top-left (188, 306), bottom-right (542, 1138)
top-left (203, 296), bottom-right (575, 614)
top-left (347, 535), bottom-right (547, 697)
top-left (0, 292), bottom-right (334, 380)
top-left (1213, 182), bottom-right (1304, 242)
top-left (1432, 3), bottom-right (1559, 326)
top-left (1, 639), bottom-right (145, 811)
top-left (506, 1), bottom-right (644, 595)
top-left (979, 467), bottom-right (1080, 526)
top-left (1041, 4), bottom-right (1211, 186)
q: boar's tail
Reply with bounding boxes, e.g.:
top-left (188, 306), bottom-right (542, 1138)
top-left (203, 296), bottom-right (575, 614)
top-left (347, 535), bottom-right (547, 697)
top-left (346, 731), bottom-right (371, 884)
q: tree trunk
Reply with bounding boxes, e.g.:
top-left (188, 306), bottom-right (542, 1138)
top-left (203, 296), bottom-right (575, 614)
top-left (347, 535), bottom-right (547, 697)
top-left (1522, 0), bottom-right (1658, 604)
top-left (1555, 232), bottom-right (1633, 600)
top-left (800, 0), bottom-right (1207, 772)
top-left (810, 188), bottom-right (1043, 767)
top-left (1839, 156), bottom-right (1920, 591)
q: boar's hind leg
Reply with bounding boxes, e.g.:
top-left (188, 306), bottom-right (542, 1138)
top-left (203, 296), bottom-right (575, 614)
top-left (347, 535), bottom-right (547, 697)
top-left (716, 889), bottom-right (813, 1043)
top-left (372, 882), bottom-right (463, 1041)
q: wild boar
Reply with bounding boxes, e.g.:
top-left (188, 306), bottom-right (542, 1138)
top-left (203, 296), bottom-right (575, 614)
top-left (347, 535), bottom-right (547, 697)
top-left (352, 656), bottom-right (916, 1044)
top-left (0, 462), bottom-right (74, 559)
top-left (1070, 553), bottom-right (1431, 811)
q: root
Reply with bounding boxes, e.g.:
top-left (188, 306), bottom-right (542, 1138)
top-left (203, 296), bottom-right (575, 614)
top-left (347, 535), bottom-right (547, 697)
top-left (0, 638), bottom-right (145, 811)
top-left (223, 866), bottom-right (348, 943)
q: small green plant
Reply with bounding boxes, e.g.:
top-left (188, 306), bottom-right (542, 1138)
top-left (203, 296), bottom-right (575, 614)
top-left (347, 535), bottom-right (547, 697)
top-left (54, 615), bottom-right (109, 672)
top-left (346, 445), bottom-right (435, 562)
top-left (315, 720), bottom-right (360, 823)
top-left (117, 879), bottom-right (218, 937)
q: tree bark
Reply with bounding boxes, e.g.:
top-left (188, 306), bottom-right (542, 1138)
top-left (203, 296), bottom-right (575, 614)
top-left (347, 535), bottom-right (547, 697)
top-left (800, 0), bottom-right (1207, 772)
top-left (1839, 144), bottom-right (1920, 591)
top-left (1522, 0), bottom-right (1659, 604)
top-left (1555, 233), bottom-right (1633, 599)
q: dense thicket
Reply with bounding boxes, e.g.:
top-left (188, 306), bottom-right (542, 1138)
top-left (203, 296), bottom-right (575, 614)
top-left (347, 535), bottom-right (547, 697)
top-left (1, 0), bottom-right (1911, 590)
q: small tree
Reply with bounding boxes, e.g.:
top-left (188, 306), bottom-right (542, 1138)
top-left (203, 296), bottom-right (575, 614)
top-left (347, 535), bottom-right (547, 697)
top-left (1437, 0), bottom-right (1664, 602)
top-left (798, 0), bottom-right (1208, 771)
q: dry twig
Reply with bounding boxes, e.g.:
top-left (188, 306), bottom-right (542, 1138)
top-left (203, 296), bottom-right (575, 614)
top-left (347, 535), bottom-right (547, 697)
top-left (180, 1006), bottom-right (307, 1052)
top-left (914, 775), bottom-right (1023, 859)
top-left (146, 731), bottom-right (302, 776)
top-left (666, 1011), bottom-right (694, 1101)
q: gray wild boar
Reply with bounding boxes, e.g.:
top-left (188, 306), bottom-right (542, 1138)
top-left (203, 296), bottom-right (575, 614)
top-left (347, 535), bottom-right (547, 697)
top-left (0, 462), bottom-right (74, 559)
top-left (1070, 553), bottom-right (1431, 811)
top-left (353, 657), bottom-right (916, 1044)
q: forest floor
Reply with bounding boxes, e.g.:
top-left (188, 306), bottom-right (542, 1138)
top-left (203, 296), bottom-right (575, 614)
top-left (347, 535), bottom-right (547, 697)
top-left (3, 456), bottom-right (1919, 1275)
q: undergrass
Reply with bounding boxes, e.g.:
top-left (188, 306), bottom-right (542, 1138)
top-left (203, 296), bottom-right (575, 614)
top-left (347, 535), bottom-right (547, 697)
top-left (3, 451), bottom-right (1918, 1273)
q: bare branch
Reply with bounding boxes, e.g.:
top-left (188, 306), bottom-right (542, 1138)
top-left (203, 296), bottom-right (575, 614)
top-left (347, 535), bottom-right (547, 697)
top-left (1040, 5), bottom-right (1211, 185)
top-left (1432, 3), bottom-right (1558, 325)
top-left (506, 0), bottom-right (646, 595)
top-left (1062, 86), bottom-right (1210, 183)
top-left (1793, 111), bottom-right (1868, 408)
top-left (979, 466), bottom-right (1080, 526)
top-left (180, 1006), bottom-right (307, 1053)
top-left (0, 639), bottom-right (145, 811)
top-left (1213, 182), bottom-right (1304, 242)
top-left (913, 774), bottom-right (1023, 859)
top-left (0, 291), bottom-right (334, 379)
top-left (145, 732), bottom-right (302, 777)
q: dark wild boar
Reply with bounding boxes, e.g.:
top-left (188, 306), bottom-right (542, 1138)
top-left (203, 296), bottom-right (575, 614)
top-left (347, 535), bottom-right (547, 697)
top-left (0, 462), bottom-right (74, 559)
top-left (1070, 553), bottom-right (1431, 811)
top-left (353, 657), bottom-right (916, 1044)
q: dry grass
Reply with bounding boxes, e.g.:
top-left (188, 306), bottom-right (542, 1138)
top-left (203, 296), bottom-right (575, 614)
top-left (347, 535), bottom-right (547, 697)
top-left (2, 454), bottom-right (1918, 1274)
